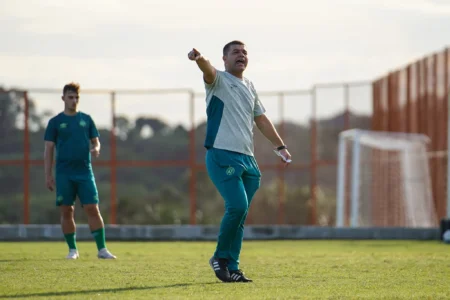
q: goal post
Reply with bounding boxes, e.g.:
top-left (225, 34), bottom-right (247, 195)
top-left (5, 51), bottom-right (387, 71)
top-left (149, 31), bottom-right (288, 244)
top-left (336, 129), bottom-right (438, 228)
top-left (447, 90), bottom-right (450, 220)
top-left (442, 91), bottom-right (450, 238)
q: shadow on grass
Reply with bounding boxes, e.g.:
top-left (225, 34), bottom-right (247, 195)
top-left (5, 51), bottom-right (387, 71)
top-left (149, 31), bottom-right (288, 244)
top-left (0, 282), bottom-right (219, 299)
top-left (0, 259), bottom-right (42, 263)
top-left (0, 259), bottom-right (60, 263)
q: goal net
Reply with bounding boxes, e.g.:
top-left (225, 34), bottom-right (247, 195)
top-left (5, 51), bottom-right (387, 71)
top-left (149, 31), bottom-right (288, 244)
top-left (336, 129), bottom-right (438, 228)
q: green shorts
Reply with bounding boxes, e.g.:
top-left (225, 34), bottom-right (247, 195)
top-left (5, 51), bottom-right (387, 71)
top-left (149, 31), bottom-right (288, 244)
top-left (55, 173), bottom-right (99, 206)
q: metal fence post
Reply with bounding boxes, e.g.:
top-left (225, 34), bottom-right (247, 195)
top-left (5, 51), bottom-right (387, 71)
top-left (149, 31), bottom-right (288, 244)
top-left (23, 91), bottom-right (30, 225)
top-left (110, 91), bottom-right (117, 225)
top-left (310, 86), bottom-right (317, 225)
top-left (189, 91), bottom-right (197, 225)
top-left (277, 92), bottom-right (286, 224)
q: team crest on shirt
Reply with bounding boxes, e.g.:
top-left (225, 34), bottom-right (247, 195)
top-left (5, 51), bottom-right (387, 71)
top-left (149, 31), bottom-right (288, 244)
top-left (59, 123), bottom-right (67, 129)
top-left (79, 120), bottom-right (87, 127)
top-left (226, 166), bottom-right (235, 176)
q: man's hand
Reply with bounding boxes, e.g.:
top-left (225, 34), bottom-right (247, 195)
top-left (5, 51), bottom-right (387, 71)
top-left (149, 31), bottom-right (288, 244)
top-left (46, 175), bottom-right (55, 191)
top-left (188, 48), bottom-right (201, 61)
top-left (90, 146), bottom-right (100, 158)
top-left (273, 148), bottom-right (292, 167)
top-left (278, 148), bottom-right (292, 167)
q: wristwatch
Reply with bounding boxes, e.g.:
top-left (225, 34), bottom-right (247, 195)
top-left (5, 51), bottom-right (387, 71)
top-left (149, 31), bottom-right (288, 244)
top-left (276, 145), bottom-right (287, 151)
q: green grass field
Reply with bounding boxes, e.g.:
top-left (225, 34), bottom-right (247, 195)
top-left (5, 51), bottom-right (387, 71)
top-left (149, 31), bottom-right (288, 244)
top-left (0, 240), bottom-right (449, 299)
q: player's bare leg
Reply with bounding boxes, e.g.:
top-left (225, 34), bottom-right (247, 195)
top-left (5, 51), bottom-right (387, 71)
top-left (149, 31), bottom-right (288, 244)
top-left (84, 204), bottom-right (104, 230)
top-left (61, 205), bottom-right (79, 259)
top-left (83, 204), bottom-right (116, 259)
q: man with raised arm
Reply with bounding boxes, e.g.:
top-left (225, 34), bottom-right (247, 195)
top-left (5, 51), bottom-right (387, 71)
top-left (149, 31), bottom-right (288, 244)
top-left (188, 41), bottom-right (292, 282)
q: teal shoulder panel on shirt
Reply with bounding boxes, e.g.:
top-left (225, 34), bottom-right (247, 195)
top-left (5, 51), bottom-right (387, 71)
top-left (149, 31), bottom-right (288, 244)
top-left (204, 96), bottom-right (224, 149)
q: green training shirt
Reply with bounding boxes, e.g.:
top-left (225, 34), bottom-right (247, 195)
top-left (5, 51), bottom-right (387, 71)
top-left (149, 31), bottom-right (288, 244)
top-left (44, 112), bottom-right (99, 175)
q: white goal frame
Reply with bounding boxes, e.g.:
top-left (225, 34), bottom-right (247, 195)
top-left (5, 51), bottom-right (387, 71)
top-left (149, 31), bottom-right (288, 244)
top-left (447, 91), bottom-right (450, 220)
top-left (336, 129), bottom-right (433, 227)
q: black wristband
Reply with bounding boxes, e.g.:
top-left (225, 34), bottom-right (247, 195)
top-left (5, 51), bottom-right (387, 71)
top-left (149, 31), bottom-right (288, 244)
top-left (276, 145), bottom-right (287, 151)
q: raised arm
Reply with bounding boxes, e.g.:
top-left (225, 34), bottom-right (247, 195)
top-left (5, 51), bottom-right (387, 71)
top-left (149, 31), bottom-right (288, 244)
top-left (188, 48), bottom-right (217, 84)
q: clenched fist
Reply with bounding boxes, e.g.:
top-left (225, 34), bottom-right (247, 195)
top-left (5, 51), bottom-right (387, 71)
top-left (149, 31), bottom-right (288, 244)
top-left (188, 48), bottom-right (201, 61)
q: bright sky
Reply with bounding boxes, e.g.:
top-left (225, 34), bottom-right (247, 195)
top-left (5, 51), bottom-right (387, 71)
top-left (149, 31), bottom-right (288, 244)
top-left (1, 0), bottom-right (449, 128)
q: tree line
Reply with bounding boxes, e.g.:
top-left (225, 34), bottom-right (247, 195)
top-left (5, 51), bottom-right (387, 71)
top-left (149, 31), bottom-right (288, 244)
top-left (0, 89), bottom-right (371, 225)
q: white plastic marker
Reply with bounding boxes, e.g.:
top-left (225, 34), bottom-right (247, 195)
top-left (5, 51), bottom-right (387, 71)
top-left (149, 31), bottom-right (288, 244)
top-left (273, 150), bottom-right (292, 163)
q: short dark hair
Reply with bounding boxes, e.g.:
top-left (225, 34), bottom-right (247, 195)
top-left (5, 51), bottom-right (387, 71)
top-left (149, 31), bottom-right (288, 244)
top-left (223, 40), bottom-right (246, 56)
top-left (63, 82), bottom-right (80, 95)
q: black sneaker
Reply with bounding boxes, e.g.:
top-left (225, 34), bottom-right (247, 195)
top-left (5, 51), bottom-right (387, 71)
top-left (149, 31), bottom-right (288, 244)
top-left (229, 269), bottom-right (253, 282)
top-left (209, 256), bottom-right (231, 282)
